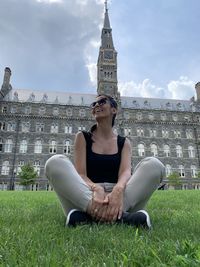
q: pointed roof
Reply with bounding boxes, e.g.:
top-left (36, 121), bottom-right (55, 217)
top-left (103, 1), bottom-right (111, 29)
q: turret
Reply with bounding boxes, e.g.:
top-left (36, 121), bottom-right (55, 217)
top-left (195, 82), bottom-right (200, 101)
top-left (0, 67), bottom-right (12, 100)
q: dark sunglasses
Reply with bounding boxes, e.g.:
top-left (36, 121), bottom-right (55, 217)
top-left (90, 98), bottom-right (108, 108)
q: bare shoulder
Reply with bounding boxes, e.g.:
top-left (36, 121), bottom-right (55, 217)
top-left (75, 131), bottom-right (86, 145)
top-left (122, 137), bottom-right (132, 154)
top-left (124, 137), bottom-right (131, 149)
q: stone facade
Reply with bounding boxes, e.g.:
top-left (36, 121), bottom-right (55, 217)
top-left (1, 4), bottom-right (200, 190)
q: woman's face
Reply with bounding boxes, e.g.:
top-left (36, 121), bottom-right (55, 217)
top-left (91, 95), bottom-right (117, 121)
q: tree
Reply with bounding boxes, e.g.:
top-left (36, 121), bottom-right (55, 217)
top-left (18, 163), bottom-right (38, 189)
top-left (168, 172), bottom-right (181, 189)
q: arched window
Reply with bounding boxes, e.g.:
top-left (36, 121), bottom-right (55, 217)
top-left (1, 161), bottom-right (10, 175)
top-left (138, 144), bottom-right (145, 157)
top-left (64, 140), bottom-right (71, 155)
top-left (176, 145), bottom-right (183, 158)
top-left (188, 146), bottom-right (195, 158)
top-left (17, 160), bottom-right (25, 174)
top-left (34, 140), bottom-right (42, 154)
top-left (5, 139), bottom-right (13, 153)
top-left (150, 144), bottom-right (158, 157)
top-left (166, 164), bottom-right (172, 177)
top-left (34, 160), bottom-right (40, 175)
top-left (0, 122), bottom-right (6, 130)
top-left (19, 140), bottom-right (28, 153)
top-left (49, 140), bottom-right (57, 154)
top-left (163, 144), bottom-right (170, 157)
top-left (191, 165), bottom-right (197, 178)
top-left (178, 165), bottom-right (185, 177)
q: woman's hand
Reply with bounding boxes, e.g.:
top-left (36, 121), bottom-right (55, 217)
top-left (90, 185), bottom-right (106, 219)
top-left (103, 186), bottom-right (124, 222)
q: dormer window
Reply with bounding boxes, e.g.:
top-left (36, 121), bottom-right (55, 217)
top-left (166, 102), bottom-right (171, 109)
top-left (177, 103), bottom-right (183, 110)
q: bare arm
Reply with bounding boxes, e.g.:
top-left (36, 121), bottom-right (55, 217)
top-left (74, 131), bottom-right (96, 188)
top-left (114, 138), bottom-right (132, 192)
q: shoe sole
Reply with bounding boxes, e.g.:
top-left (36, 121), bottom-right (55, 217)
top-left (66, 209), bottom-right (79, 226)
top-left (137, 210), bottom-right (151, 228)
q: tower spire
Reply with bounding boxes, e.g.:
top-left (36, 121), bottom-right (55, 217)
top-left (103, 0), bottom-right (111, 29)
top-left (105, 0), bottom-right (108, 12)
top-left (97, 2), bottom-right (119, 99)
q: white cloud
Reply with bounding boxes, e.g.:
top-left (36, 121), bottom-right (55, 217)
top-left (167, 76), bottom-right (195, 100)
top-left (86, 63), bottom-right (97, 86)
top-left (119, 76), bottom-right (195, 100)
top-left (37, 0), bottom-right (62, 3)
top-left (119, 79), bottom-right (167, 99)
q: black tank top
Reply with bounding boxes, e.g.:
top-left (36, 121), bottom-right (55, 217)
top-left (82, 131), bottom-right (126, 183)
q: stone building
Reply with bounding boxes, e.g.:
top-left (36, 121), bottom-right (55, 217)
top-left (1, 4), bottom-right (200, 190)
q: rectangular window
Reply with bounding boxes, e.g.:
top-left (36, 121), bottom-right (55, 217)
top-left (149, 129), bottom-right (156, 137)
top-left (124, 128), bottom-right (131, 136)
top-left (137, 129), bottom-right (144, 137)
top-left (174, 130), bottom-right (181, 138)
top-left (162, 130), bottom-right (169, 138)
top-left (65, 126), bottom-right (72, 134)
top-left (78, 126), bottom-right (86, 131)
top-left (21, 122), bottom-right (30, 133)
top-left (7, 122), bottom-right (16, 132)
top-left (51, 124), bottom-right (58, 134)
top-left (36, 123), bottom-right (45, 132)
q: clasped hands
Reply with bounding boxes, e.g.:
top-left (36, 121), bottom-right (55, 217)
top-left (90, 184), bottom-right (124, 223)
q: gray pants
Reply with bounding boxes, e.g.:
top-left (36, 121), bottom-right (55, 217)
top-left (44, 155), bottom-right (165, 216)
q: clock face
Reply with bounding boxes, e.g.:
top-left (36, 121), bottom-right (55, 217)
top-left (104, 50), bottom-right (113, 60)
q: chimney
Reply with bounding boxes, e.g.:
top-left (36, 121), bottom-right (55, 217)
top-left (195, 82), bottom-right (200, 101)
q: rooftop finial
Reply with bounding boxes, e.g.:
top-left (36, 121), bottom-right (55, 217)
top-left (105, 0), bottom-right (108, 12)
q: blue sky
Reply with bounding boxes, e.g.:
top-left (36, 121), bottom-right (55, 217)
top-left (0, 0), bottom-right (199, 100)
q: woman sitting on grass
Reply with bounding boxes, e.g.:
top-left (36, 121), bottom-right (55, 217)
top-left (45, 95), bottom-right (165, 228)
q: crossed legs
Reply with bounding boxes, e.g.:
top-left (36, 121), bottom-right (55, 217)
top-left (44, 155), bottom-right (165, 217)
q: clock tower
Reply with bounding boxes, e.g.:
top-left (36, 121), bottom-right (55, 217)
top-left (97, 1), bottom-right (120, 100)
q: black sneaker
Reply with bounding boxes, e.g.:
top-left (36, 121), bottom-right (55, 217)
top-left (119, 210), bottom-right (151, 229)
top-left (66, 209), bottom-right (93, 227)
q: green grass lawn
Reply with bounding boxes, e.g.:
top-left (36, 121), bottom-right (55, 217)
top-left (0, 191), bottom-right (200, 267)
